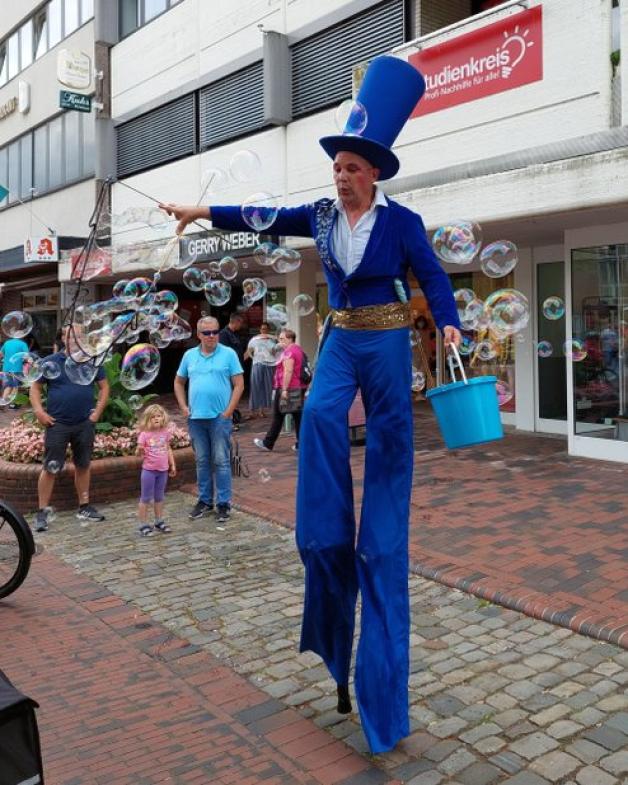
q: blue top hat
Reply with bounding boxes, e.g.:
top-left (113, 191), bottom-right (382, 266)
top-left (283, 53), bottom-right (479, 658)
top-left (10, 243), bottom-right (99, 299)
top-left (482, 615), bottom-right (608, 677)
top-left (319, 55), bottom-right (425, 181)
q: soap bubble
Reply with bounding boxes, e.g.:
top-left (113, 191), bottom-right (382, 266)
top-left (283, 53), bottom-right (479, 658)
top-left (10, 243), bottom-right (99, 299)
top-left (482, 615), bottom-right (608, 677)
top-left (480, 241), bottom-right (518, 278)
top-left (1, 311), bottom-right (33, 339)
top-left (219, 256), bottom-right (238, 281)
top-left (241, 192), bottom-right (279, 231)
top-left (431, 221), bottom-right (482, 265)
top-left (123, 277), bottom-right (153, 299)
top-left (474, 340), bottom-right (498, 362)
top-left (292, 294), bottom-right (315, 316)
top-left (229, 149), bottom-right (262, 183)
top-left (563, 339), bottom-right (587, 362)
top-left (258, 468), bottom-right (271, 483)
top-left (41, 359), bottom-right (61, 380)
top-left (65, 357), bottom-right (99, 385)
top-left (45, 460), bottom-right (61, 474)
top-left (459, 298), bottom-right (485, 331)
top-left (542, 296), bottom-right (565, 320)
top-left (484, 288), bottom-right (530, 336)
top-left (128, 394), bottom-right (144, 411)
top-left (112, 279), bottom-right (130, 299)
top-left (147, 208), bottom-right (170, 230)
top-left (267, 303), bottom-right (289, 329)
top-left (537, 340), bottom-right (553, 358)
top-left (120, 344), bottom-right (161, 390)
top-left (496, 380), bottom-right (514, 407)
top-left (454, 288), bottom-right (476, 316)
top-left (0, 373), bottom-right (18, 405)
top-left (14, 352), bottom-right (43, 385)
top-left (272, 247), bottom-right (302, 273)
top-left (182, 268), bottom-right (204, 291)
top-left (204, 280), bottom-right (232, 307)
top-left (200, 167), bottom-right (229, 200)
top-left (458, 335), bottom-right (477, 356)
top-left (334, 99), bottom-right (368, 135)
top-left (411, 368), bottom-right (426, 391)
top-left (242, 278), bottom-right (267, 303)
top-left (254, 242), bottom-right (278, 267)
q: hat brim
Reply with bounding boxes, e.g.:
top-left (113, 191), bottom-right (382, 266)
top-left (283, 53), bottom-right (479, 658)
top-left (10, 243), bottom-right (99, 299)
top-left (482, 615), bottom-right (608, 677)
top-left (319, 135), bottom-right (399, 180)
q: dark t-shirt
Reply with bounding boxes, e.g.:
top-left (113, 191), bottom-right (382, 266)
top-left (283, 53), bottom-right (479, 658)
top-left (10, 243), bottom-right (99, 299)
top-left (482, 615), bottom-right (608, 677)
top-left (219, 326), bottom-right (245, 364)
top-left (42, 352), bottom-right (106, 425)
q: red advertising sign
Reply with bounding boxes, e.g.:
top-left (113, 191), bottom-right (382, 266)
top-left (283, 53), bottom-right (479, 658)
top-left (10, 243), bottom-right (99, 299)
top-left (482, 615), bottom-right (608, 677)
top-left (410, 6), bottom-right (543, 118)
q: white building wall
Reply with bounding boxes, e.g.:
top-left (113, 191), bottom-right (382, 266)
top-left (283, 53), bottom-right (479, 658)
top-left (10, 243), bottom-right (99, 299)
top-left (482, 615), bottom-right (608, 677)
top-left (1, 2), bottom-right (44, 40)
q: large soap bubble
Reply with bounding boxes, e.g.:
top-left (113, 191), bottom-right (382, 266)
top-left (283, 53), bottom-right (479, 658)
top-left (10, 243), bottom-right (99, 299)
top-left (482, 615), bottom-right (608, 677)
top-left (293, 293), bottom-right (315, 316)
top-left (563, 339), bottom-right (587, 362)
top-left (480, 241), bottom-right (518, 278)
top-left (542, 296), bottom-right (565, 320)
top-left (229, 150), bottom-right (261, 183)
top-left (219, 256), bottom-right (238, 280)
top-left (254, 242), bottom-right (278, 267)
top-left (182, 268), bottom-right (205, 291)
top-left (204, 280), bottom-right (232, 307)
top-left (432, 221), bottom-right (482, 265)
top-left (267, 303), bottom-right (289, 329)
top-left (537, 340), bottom-right (553, 358)
top-left (241, 193), bottom-right (279, 231)
top-left (0, 373), bottom-right (19, 405)
top-left (41, 358), bottom-right (61, 380)
top-left (334, 99), bottom-right (368, 135)
top-left (484, 288), bottom-right (530, 337)
top-left (272, 247), bottom-right (302, 273)
top-left (242, 278), bottom-right (267, 303)
top-left (120, 343), bottom-right (161, 390)
top-left (1, 311), bottom-right (33, 339)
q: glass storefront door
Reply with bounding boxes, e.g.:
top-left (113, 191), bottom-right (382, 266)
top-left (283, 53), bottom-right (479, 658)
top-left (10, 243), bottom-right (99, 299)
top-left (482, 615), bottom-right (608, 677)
top-left (571, 245), bottom-right (627, 448)
top-left (535, 261), bottom-right (567, 432)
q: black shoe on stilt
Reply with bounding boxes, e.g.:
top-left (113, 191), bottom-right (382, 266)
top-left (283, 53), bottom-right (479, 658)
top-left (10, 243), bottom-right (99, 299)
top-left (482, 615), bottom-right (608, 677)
top-left (336, 684), bottom-right (352, 714)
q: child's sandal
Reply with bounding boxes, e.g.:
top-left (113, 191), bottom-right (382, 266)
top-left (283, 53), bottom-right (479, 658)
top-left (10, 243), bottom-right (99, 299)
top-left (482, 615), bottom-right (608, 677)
top-left (138, 524), bottom-right (154, 537)
top-left (154, 521), bottom-right (171, 533)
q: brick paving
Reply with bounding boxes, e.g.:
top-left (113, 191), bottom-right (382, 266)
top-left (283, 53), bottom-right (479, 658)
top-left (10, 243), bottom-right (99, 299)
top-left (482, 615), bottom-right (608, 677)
top-left (20, 494), bottom-right (628, 785)
top-left (226, 402), bottom-right (628, 647)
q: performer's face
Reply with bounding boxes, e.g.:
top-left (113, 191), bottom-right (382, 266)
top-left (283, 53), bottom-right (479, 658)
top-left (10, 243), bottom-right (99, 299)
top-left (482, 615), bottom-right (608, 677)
top-left (333, 152), bottom-right (379, 206)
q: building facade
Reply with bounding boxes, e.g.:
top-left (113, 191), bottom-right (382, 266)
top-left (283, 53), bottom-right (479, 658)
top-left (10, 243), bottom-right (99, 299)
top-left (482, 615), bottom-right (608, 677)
top-left (9, 0), bottom-right (626, 462)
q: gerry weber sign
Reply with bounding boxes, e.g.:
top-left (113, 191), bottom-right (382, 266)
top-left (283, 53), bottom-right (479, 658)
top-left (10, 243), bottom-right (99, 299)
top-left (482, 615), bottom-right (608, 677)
top-left (178, 230), bottom-right (276, 265)
top-left (410, 6), bottom-right (543, 117)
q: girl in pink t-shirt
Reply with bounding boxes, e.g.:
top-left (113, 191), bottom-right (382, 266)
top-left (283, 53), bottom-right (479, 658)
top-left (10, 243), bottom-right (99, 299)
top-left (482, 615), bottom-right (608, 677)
top-left (136, 404), bottom-right (177, 537)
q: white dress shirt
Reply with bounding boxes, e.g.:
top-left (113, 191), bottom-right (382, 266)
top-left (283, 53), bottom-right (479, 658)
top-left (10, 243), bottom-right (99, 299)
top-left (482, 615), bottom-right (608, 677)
top-left (331, 187), bottom-right (388, 276)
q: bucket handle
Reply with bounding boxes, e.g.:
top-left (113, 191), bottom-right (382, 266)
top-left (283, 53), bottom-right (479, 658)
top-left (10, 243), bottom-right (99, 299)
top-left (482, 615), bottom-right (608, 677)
top-left (446, 343), bottom-right (468, 384)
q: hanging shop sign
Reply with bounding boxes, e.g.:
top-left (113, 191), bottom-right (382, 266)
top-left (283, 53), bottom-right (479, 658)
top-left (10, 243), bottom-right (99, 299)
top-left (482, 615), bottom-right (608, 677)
top-left (178, 230), bottom-right (277, 265)
top-left (57, 49), bottom-right (92, 90)
top-left (24, 236), bottom-right (59, 263)
top-left (59, 90), bottom-right (92, 112)
top-left (410, 6), bottom-right (543, 118)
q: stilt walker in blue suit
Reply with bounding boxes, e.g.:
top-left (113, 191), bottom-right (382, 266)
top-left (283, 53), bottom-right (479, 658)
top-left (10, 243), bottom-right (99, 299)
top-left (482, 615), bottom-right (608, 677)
top-left (162, 55), bottom-right (461, 754)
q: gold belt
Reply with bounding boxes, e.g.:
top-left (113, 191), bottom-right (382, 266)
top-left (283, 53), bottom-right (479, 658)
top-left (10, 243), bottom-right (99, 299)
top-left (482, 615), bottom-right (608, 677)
top-left (330, 302), bottom-right (411, 330)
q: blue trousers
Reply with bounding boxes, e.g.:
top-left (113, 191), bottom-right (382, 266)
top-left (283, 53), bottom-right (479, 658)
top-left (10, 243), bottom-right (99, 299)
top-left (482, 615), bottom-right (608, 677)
top-left (188, 416), bottom-right (232, 506)
top-left (296, 326), bottom-right (414, 754)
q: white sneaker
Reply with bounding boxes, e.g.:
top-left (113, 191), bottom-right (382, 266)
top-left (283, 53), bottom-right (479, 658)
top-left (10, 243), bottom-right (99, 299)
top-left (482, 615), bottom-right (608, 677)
top-left (253, 438), bottom-right (271, 452)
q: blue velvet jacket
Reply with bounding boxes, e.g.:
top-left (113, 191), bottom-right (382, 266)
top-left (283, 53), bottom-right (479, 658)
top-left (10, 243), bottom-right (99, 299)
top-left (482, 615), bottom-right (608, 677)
top-left (210, 197), bottom-right (460, 330)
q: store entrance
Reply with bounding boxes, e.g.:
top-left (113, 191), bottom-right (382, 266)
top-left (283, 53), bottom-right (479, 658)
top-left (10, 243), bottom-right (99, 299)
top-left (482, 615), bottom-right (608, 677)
top-left (535, 261), bottom-right (567, 434)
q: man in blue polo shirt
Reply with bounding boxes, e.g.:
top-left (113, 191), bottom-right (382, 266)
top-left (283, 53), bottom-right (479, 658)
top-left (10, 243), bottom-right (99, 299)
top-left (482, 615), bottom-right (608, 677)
top-left (174, 315), bottom-right (244, 523)
top-left (29, 327), bottom-right (110, 532)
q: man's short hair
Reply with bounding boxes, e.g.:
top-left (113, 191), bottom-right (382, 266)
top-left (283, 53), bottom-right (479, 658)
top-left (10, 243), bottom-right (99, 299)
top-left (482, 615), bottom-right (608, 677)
top-left (197, 316), bottom-right (219, 331)
top-left (229, 313), bottom-right (244, 324)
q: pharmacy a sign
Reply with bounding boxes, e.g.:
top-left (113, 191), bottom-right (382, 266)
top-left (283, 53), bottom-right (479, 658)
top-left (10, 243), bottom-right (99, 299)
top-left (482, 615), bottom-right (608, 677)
top-left (410, 6), bottom-right (543, 117)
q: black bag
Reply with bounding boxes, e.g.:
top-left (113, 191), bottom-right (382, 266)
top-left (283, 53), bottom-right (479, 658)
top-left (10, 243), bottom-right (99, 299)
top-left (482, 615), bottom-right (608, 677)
top-left (278, 389), bottom-right (303, 414)
top-left (0, 668), bottom-right (45, 785)
top-left (230, 438), bottom-right (249, 478)
top-left (300, 352), bottom-right (313, 386)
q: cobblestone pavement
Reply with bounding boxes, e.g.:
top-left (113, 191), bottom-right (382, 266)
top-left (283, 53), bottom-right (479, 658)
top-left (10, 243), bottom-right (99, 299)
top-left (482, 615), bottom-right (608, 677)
top-left (36, 492), bottom-right (628, 785)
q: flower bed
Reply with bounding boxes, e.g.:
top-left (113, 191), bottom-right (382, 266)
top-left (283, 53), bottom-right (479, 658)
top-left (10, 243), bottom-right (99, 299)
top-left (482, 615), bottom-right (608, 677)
top-left (0, 419), bottom-right (190, 463)
top-left (0, 420), bottom-right (196, 513)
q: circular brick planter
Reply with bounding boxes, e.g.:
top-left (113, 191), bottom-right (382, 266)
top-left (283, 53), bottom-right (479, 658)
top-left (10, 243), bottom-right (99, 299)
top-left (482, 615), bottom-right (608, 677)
top-left (0, 447), bottom-right (197, 515)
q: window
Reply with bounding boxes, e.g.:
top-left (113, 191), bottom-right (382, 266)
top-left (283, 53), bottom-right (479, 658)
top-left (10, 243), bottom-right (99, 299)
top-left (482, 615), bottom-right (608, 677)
top-left (144, 0), bottom-right (168, 22)
top-left (48, 0), bottom-right (63, 49)
top-left (34, 125), bottom-right (48, 194)
top-left (0, 43), bottom-right (7, 87)
top-left (48, 116), bottom-right (64, 189)
top-left (65, 111), bottom-right (81, 182)
top-left (81, 0), bottom-right (95, 24)
top-left (65, 0), bottom-right (81, 36)
top-left (8, 142), bottom-right (20, 205)
top-left (34, 10), bottom-right (48, 60)
top-left (20, 20), bottom-right (33, 70)
top-left (82, 112), bottom-right (95, 174)
top-left (7, 33), bottom-right (19, 80)
top-left (20, 136), bottom-right (32, 200)
top-left (0, 148), bottom-right (7, 207)
top-left (120, 0), bottom-right (140, 36)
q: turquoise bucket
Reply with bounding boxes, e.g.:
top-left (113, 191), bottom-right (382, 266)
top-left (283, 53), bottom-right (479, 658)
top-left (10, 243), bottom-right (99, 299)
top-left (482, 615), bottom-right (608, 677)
top-left (426, 347), bottom-right (503, 449)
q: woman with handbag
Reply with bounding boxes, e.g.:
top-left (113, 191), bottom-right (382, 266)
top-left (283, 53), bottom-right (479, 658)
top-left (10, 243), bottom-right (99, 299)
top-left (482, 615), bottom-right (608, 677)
top-left (254, 328), bottom-right (306, 453)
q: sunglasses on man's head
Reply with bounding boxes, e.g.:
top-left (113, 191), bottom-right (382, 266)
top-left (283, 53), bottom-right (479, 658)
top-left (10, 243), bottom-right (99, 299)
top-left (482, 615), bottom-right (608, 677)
top-left (200, 329), bottom-right (220, 336)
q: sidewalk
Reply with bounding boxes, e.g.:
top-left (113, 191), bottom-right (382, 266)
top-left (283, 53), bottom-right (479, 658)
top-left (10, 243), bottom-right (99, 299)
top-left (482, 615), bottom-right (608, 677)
top-left (226, 402), bottom-right (628, 647)
top-left (7, 495), bottom-right (627, 785)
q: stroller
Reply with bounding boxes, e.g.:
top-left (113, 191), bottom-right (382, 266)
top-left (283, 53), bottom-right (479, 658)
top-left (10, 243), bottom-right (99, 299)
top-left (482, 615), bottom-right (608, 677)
top-left (0, 669), bottom-right (44, 785)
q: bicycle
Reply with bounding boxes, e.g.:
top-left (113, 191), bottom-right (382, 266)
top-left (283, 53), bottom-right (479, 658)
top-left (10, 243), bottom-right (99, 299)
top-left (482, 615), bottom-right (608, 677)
top-left (0, 500), bottom-right (35, 600)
